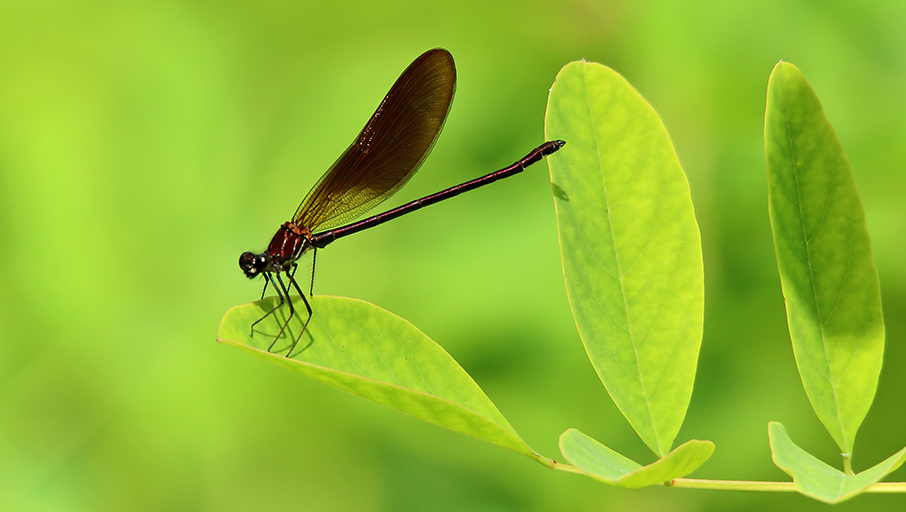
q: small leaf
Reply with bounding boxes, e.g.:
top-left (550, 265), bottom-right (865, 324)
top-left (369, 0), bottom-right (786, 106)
top-left (769, 422), bottom-right (906, 503)
top-left (765, 62), bottom-right (885, 454)
top-left (218, 295), bottom-right (538, 460)
top-left (545, 61), bottom-right (705, 457)
top-left (559, 428), bottom-right (713, 488)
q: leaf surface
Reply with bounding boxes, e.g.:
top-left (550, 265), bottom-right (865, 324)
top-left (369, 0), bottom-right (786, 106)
top-left (765, 62), bottom-right (885, 453)
top-left (545, 61), bottom-right (705, 456)
top-left (769, 422), bottom-right (906, 503)
top-left (559, 428), bottom-right (713, 488)
top-left (218, 296), bottom-right (537, 459)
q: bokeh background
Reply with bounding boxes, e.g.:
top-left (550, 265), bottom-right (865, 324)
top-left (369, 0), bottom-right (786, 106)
top-left (2, 0), bottom-right (905, 510)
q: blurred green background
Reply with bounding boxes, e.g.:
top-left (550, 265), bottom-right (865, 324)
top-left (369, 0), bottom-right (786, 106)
top-left (1, 0), bottom-right (904, 510)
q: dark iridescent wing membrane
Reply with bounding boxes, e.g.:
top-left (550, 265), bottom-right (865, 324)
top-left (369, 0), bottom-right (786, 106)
top-left (293, 49), bottom-right (456, 232)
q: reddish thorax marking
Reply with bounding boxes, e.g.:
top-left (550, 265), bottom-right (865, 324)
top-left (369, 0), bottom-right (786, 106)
top-left (266, 222), bottom-right (311, 270)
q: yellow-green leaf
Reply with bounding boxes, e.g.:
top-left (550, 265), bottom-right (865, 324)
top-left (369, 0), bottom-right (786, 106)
top-left (769, 422), bottom-right (906, 503)
top-left (559, 428), bottom-right (713, 488)
top-left (765, 62), bottom-right (885, 454)
top-left (218, 296), bottom-right (540, 461)
top-left (545, 61), bottom-right (705, 457)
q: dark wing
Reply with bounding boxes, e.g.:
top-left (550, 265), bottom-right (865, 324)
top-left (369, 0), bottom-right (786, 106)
top-left (293, 48), bottom-right (456, 232)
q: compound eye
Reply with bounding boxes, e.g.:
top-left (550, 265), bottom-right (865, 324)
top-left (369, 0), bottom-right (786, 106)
top-left (239, 251), bottom-right (268, 278)
top-left (239, 252), bottom-right (255, 269)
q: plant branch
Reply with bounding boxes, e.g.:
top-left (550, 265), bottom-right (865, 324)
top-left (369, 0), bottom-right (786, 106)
top-left (671, 478), bottom-right (906, 493)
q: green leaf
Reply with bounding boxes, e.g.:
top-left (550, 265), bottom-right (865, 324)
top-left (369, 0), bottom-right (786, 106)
top-left (544, 61), bottom-right (705, 457)
top-left (769, 422), bottom-right (906, 503)
top-left (217, 295), bottom-right (540, 461)
top-left (764, 61), bottom-right (885, 454)
top-left (559, 428), bottom-right (713, 488)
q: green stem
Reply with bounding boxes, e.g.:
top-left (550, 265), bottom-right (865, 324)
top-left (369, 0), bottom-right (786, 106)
top-left (671, 479), bottom-right (796, 492)
top-left (551, 461), bottom-right (585, 474)
top-left (533, 453), bottom-right (584, 473)
top-left (842, 453), bottom-right (853, 475)
top-left (541, 458), bottom-right (906, 493)
top-left (671, 478), bottom-right (906, 493)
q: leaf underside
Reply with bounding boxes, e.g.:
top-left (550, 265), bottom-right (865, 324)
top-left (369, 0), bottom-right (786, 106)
top-left (764, 61), bottom-right (884, 454)
top-left (769, 422), bottom-right (906, 503)
top-left (218, 295), bottom-right (536, 459)
top-left (545, 61), bottom-right (705, 457)
top-left (559, 428), bottom-right (714, 488)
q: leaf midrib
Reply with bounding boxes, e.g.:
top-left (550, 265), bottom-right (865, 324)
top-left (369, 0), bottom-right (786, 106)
top-left (581, 62), bottom-right (662, 455)
top-left (778, 66), bottom-right (846, 448)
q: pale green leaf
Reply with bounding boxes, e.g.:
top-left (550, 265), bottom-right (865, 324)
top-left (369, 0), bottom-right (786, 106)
top-left (559, 428), bottom-right (713, 488)
top-left (545, 61), bottom-right (705, 456)
top-left (769, 422), bottom-right (906, 503)
top-left (218, 295), bottom-right (539, 460)
top-left (765, 62), bottom-right (885, 454)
